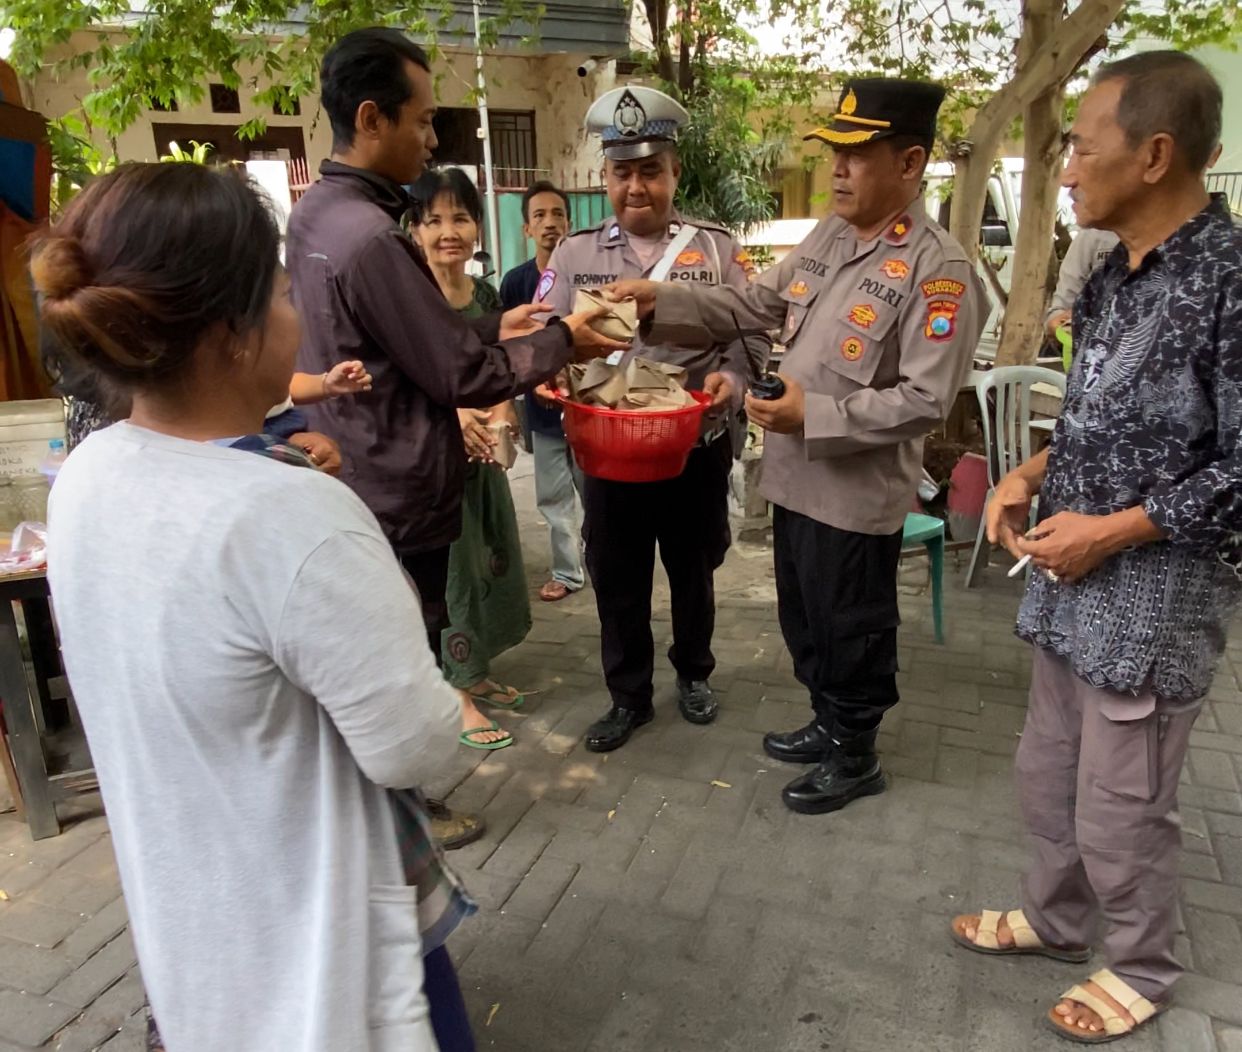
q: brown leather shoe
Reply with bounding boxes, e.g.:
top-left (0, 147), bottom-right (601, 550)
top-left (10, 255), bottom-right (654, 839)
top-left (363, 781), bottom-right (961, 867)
top-left (425, 797), bottom-right (487, 850)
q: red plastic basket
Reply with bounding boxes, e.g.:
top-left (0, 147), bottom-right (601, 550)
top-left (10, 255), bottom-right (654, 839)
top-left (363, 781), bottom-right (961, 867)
top-left (558, 391), bottom-right (711, 483)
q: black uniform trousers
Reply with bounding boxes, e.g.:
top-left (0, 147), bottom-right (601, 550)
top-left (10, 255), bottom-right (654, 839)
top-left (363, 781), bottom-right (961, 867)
top-left (399, 545), bottom-right (451, 669)
top-left (583, 435), bottom-right (733, 712)
top-left (772, 505), bottom-right (904, 738)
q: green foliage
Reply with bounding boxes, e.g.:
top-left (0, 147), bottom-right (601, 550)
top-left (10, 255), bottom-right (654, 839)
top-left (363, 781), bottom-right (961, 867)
top-left (44, 113), bottom-right (116, 214)
top-left (822, 0), bottom-right (1242, 153)
top-left (1, 0), bottom-right (542, 140)
top-left (633, 1), bottom-right (833, 232)
top-left (159, 139), bottom-right (214, 164)
top-left (674, 72), bottom-right (786, 233)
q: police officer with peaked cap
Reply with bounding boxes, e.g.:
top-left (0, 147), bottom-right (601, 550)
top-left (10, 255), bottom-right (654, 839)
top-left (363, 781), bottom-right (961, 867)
top-left (610, 78), bottom-right (986, 812)
top-left (535, 85), bottom-right (770, 752)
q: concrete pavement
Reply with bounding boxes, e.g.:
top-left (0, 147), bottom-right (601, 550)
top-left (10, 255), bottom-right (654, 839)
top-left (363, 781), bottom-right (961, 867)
top-left (1, 460), bottom-right (1240, 1051)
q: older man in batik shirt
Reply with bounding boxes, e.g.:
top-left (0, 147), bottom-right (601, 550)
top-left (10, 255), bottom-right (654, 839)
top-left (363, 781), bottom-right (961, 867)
top-left (950, 52), bottom-right (1242, 1044)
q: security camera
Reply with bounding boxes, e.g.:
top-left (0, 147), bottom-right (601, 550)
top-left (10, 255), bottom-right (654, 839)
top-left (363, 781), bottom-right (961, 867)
top-left (577, 58), bottom-right (598, 78)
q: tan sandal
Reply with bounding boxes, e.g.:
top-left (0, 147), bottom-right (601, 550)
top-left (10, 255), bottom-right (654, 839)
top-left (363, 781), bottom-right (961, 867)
top-left (950, 908), bottom-right (1091, 963)
top-left (1045, 969), bottom-right (1166, 1044)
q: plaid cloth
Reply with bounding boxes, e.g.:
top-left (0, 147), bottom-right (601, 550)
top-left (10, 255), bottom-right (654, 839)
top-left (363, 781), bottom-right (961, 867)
top-left (234, 433), bottom-right (476, 950)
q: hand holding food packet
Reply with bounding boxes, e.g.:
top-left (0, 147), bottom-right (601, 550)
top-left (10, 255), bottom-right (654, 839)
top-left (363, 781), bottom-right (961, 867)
top-left (573, 288), bottom-right (639, 342)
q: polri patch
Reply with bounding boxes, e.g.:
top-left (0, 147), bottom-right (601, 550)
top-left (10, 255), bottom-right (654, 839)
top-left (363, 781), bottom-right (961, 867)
top-left (848, 303), bottom-right (879, 329)
top-left (788, 280), bottom-right (810, 297)
top-left (880, 259), bottom-right (909, 280)
top-left (841, 336), bottom-right (865, 361)
top-left (536, 269), bottom-right (557, 302)
top-left (921, 278), bottom-right (966, 299)
top-left (924, 299), bottom-right (959, 341)
top-left (675, 249), bottom-right (705, 267)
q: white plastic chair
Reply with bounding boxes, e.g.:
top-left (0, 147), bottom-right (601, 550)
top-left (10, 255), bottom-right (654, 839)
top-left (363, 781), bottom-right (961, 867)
top-left (965, 366), bottom-right (1067, 588)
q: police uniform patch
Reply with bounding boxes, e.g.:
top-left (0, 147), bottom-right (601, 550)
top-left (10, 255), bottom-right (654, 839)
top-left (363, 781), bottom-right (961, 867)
top-left (925, 299), bottom-right (959, 341)
top-left (536, 269), bottom-right (557, 302)
top-left (921, 278), bottom-right (966, 299)
top-left (841, 336), bottom-right (865, 361)
top-left (885, 215), bottom-right (912, 244)
top-left (735, 249), bottom-right (757, 278)
top-left (788, 280), bottom-right (810, 297)
top-left (675, 249), bottom-right (705, 267)
top-left (881, 259), bottom-right (909, 280)
top-left (848, 303), bottom-right (878, 329)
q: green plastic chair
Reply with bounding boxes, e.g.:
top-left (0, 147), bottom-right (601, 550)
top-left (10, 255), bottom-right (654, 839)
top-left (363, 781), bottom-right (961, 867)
top-left (1055, 324), bottom-right (1073, 372)
top-left (902, 512), bottom-right (945, 644)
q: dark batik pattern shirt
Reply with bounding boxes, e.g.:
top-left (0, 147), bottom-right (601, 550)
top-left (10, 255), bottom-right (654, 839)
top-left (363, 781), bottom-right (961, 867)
top-left (1017, 198), bottom-right (1242, 702)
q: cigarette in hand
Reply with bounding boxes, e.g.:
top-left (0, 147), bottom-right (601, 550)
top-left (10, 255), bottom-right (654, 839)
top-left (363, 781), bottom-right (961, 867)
top-left (1008, 554), bottom-right (1033, 578)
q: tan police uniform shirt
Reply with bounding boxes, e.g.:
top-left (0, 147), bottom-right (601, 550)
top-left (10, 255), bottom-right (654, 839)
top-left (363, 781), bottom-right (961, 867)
top-left (535, 214), bottom-right (767, 389)
top-left (648, 199), bottom-right (985, 535)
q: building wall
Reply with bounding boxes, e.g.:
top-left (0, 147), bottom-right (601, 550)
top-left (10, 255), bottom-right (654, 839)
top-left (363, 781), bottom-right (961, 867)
top-left (23, 31), bottom-right (628, 181)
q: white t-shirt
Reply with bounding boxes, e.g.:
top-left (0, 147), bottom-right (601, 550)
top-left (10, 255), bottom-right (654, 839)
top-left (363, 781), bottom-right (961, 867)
top-left (47, 422), bottom-right (459, 1052)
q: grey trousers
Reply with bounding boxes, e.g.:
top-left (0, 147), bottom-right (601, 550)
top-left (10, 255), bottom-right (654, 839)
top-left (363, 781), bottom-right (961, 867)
top-left (532, 430), bottom-right (584, 591)
top-left (1016, 647), bottom-right (1200, 1002)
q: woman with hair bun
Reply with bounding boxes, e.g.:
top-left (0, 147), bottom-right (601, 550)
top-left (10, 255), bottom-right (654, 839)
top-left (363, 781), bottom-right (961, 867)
top-left (35, 162), bottom-right (468, 1052)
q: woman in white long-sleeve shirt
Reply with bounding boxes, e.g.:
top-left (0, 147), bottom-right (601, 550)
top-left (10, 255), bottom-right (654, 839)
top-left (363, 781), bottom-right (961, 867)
top-left (33, 162), bottom-right (463, 1052)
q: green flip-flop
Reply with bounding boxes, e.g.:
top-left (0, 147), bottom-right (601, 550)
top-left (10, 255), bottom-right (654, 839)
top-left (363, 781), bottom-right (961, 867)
top-left (467, 681), bottom-right (526, 711)
top-left (459, 721), bottom-right (514, 751)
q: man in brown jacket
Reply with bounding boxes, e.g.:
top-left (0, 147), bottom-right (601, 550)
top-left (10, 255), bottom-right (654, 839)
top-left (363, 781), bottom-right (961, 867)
top-left (287, 28), bottom-right (618, 845)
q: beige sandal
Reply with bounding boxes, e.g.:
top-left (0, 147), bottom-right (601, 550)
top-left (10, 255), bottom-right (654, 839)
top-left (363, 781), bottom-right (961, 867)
top-left (1045, 968), bottom-right (1166, 1044)
top-left (950, 908), bottom-right (1091, 963)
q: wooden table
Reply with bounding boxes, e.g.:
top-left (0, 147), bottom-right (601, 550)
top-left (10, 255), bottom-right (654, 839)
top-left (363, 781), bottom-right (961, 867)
top-left (0, 569), bottom-right (96, 839)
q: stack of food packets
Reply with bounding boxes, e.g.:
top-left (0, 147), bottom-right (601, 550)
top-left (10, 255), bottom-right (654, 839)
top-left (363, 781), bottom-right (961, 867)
top-left (565, 357), bottom-right (698, 412)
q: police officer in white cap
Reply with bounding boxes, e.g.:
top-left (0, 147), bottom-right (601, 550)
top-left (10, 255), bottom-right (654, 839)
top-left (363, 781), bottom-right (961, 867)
top-left (535, 86), bottom-right (768, 752)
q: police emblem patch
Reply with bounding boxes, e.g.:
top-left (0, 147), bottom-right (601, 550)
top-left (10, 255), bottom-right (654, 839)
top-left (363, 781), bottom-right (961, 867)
top-left (536, 269), bottom-right (557, 302)
top-left (675, 249), bottom-right (705, 267)
top-left (924, 299), bottom-right (960, 341)
top-left (880, 259), bottom-right (910, 280)
top-left (848, 303), bottom-right (879, 329)
top-left (841, 336), bottom-right (865, 361)
top-left (614, 90), bottom-right (648, 137)
top-left (788, 280), bottom-right (809, 297)
top-left (920, 278), bottom-right (966, 298)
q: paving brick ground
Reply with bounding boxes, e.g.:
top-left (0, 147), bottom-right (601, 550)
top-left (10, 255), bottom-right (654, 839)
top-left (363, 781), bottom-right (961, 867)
top-left (2, 459), bottom-right (1241, 1051)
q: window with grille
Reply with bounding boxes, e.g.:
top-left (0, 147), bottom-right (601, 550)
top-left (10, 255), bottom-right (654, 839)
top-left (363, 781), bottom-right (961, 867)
top-left (431, 108), bottom-right (537, 182)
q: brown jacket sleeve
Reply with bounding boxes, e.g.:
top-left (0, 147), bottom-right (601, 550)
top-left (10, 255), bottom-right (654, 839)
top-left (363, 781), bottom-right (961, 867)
top-left (342, 229), bottom-right (571, 409)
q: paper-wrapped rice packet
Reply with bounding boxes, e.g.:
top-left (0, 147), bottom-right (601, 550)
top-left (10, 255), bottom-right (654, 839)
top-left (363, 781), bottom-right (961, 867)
top-left (573, 288), bottom-right (639, 341)
top-left (565, 356), bottom-right (696, 411)
top-left (618, 358), bottom-right (696, 411)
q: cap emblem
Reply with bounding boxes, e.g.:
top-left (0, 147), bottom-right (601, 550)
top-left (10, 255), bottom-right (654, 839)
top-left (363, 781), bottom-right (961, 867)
top-left (841, 89), bottom-right (858, 116)
top-left (614, 90), bottom-right (647, 138)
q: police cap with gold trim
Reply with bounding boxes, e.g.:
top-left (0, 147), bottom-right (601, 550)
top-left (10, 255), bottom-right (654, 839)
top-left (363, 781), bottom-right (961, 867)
top-left (586, 86), bottom-right (690, 161)
top-left (805, 77), bottom-right (945, 148)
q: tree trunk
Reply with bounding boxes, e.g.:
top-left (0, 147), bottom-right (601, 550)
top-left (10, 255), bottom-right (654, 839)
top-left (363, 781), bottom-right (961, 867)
top-left (996, 0), bottom-right (1066, 366)
top-left (948, 0), bottom-right (1125, 260)
top-left (643, 0), bottom-right (678, 88)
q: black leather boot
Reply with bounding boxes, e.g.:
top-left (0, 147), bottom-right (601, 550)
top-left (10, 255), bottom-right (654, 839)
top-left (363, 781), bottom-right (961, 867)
top-left (781, 730), bottom-right (886, 814)
top-left (584, 706), bottom-right (655, 752)
top-left (763, 719), bottom-right (834, 764)
top-left (677, 678), bottom-right (719, 724)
